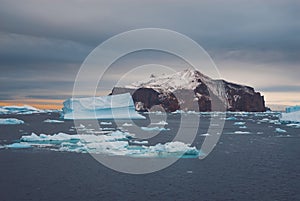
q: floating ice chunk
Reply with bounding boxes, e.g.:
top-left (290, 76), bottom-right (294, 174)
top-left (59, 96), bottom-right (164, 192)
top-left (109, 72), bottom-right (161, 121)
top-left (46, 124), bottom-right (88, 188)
top-left (260, 118), bottom-right (269, 122)
top-left (62, 93), bottom-right (145, 120)
top-left (100, 122), bottom-right (112, 125)
top-left (239, 126), bottom-right (247, 129)
top-left (151, 120), bottom-right (168, 125)
top-left (141, 127), bottom-right (170, 131)
top-left (234, 131), bottom-right (251, 134)
top-left (275, 128), bottom-right (287, 133)
top-left (200, 133), bottom-right (210, 136)
top-left (225, 117), bottom-right (237, 121)
top-left (286, 123), bottom-right (300, 128)
top-left (15, 131), bottom-right (199, 158)
top-left (43, 119), bottom-right (64, 123)
top-left (172, 110), bottom-right (185, 114)
top-left (6, 143), bottom-right (31, 149)
top-left (146, 141), bottom-right (199, 156)
top-left (0, 118), bottom-right (24, 125)
top-left (130, 140), bottom-right (148, 145)
top-left (122, 123), bottom-right (133, 127)
top-left (234, 122), bottom-right (246, 125)
top-left (280, 111), bottom-right (300, 123)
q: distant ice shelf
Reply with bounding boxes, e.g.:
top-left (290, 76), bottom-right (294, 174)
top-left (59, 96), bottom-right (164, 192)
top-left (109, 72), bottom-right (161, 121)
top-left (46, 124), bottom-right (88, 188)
top-left (62, 93), bottom-right (145, 120)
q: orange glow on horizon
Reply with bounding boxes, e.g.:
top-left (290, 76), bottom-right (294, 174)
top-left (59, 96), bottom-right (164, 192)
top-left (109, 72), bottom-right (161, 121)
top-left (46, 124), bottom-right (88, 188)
top-left (0, 99), bottom-right (64, 109)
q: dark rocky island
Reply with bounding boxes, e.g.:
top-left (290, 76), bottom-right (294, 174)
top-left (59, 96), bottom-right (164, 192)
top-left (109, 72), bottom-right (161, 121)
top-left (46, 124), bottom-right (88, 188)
top-left (111, 69), bottom-right (266, 112)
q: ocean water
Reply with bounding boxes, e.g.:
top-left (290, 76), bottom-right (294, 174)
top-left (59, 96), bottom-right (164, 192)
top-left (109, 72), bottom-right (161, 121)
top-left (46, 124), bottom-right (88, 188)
top-left (0, 111), bottom-right (299, 201)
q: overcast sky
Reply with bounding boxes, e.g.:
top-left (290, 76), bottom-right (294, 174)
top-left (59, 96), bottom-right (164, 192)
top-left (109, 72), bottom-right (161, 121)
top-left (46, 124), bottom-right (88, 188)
top-left (0, 0), bottom-right (299, 108)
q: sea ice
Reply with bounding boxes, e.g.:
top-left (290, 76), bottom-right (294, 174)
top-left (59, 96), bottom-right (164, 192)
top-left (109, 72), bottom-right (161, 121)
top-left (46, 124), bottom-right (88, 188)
top-left (141, 127), bottom-right (170, 131)
top-left (11, 131), bottom-right (199, 158)
top-left (0, 118), bottom-right (24, 125)
top-left (234, 131), bottom-right (251, 134)
top-left (122, 123), bottom-right (133, 127)
top-left (62, 93), bottom-right (145, 120)
top-left (275, 128), bottom-right (287, 133)
top-left (6, 143), bottom-right (31, 149)
top-left (100, 122), bottom-right (112, 125)
top-left (43, 119), bottom-right (64, 123)
top-left (233, 122), bottom-right (246, 125)
top-left (225, 117), bottom-right (237, 121)
top-left (151, 120), bottom-right (168, 125)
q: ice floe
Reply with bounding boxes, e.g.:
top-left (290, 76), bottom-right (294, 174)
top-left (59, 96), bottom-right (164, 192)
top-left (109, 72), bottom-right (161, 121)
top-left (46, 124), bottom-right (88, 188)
top-left (8, 131), bottom-right (199, 158)
top-left (150, 120), bottom-right (168, 125)
top-left (234, 131), bottom-right (251, 134)
top-left (100, 122), bottom-right (112, 125)
top-left (141, 127), bottom-right (170, 131)
top-left (233, 122), bottom-right (246, 125)
top-left (122, 123), bottom-right (133, 127)
top-left (6, 143), bottom-right (31, 149)
top-left (275, 128), bottom-right (287, 133)
top-left (43, 119), bottom-right (64, 123)
top-left (0, 118), bottom-right (24, 125)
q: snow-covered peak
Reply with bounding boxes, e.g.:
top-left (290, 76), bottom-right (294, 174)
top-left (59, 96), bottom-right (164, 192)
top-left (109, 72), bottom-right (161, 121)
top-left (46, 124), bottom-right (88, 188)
top-left (125, 68), bottom-right (211, 92)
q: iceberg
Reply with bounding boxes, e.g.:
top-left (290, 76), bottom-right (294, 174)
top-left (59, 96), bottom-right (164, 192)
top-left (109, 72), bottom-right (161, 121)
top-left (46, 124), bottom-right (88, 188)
top-left (280, 111), bottom-right (300, 123)
top-left (62, 93), bottom-right (145, 120)
top-left (285, 105), bottom-right (300, 113)
top-left (0, 118), bottom-right (24, 125)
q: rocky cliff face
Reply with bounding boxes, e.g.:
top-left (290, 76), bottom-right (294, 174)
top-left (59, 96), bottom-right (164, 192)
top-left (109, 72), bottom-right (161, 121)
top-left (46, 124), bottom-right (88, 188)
top-left (111, 69), bottom-right (266, 112)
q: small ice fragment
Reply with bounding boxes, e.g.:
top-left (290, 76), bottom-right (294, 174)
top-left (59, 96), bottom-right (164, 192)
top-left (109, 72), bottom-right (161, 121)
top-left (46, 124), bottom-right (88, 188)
top-left (130, 140), bottom-right (148, 145)
top-left (234, 131), bottom-right (251, 134)
top-left (234, 122), bottom-right (246, 125)
top-left (151, 120), bottom-right (168, 126)
top-left (275, 128), bottom-right (287, 133)
top-left (122, 123), bottom-right (133, 127)
top-left (6, 143), bottom-right (31, 149)
top-left (100, 122), bottom-right (112, 125)
top-left (141, 127), bottom-right (170, 131)
top-left (0, 118), bottom-right (24, 125)
top-left (225, 117), bottom-right (237, 121)
top-left (43, 119), bottom-right (64, 123)
top-left (200, 133), bottom-right (210, 136)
